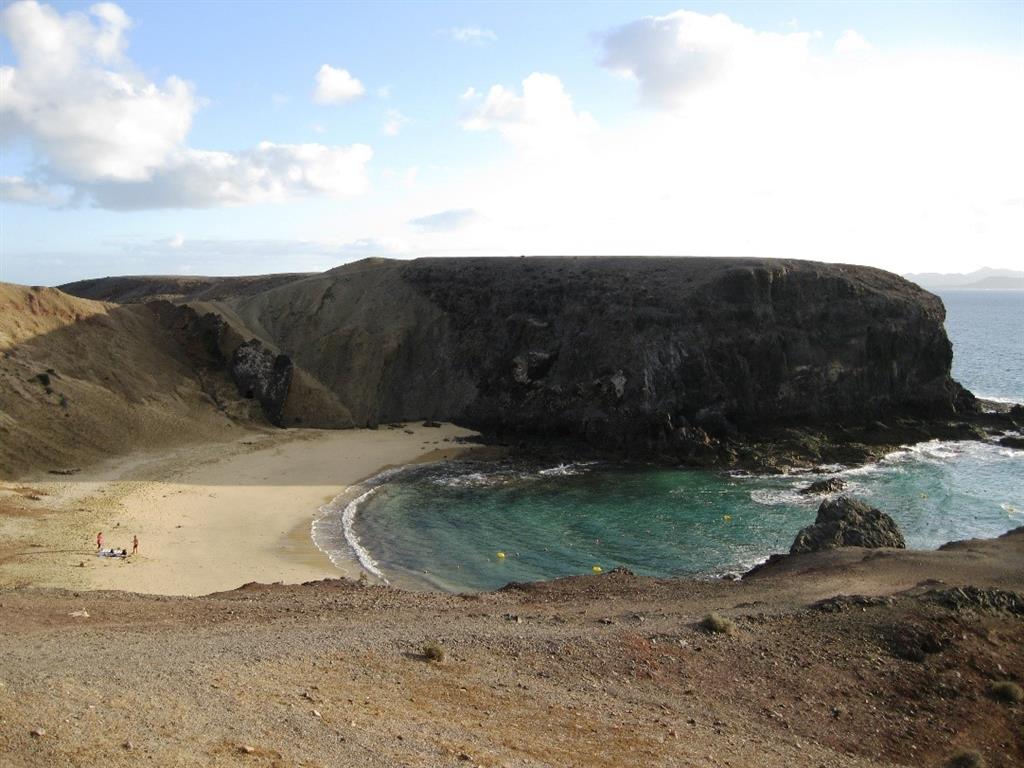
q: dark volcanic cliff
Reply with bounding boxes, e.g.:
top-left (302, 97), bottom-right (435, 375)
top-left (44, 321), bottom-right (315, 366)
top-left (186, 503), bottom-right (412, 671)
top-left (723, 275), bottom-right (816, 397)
top-left (61, 257), bottom-right (969, 452)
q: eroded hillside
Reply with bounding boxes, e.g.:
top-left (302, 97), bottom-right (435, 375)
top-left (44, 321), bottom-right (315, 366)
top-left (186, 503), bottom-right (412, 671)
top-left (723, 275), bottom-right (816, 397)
top-left (0, 284), bottom-right (260, 477)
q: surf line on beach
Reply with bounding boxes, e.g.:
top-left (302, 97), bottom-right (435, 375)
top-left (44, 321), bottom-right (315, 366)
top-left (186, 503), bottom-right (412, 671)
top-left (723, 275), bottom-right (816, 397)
top-left (312, 467), bottom-right (407, 584)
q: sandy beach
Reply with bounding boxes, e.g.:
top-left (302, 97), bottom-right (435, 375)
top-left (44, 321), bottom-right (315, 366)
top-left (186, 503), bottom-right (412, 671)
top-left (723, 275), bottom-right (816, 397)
top-left (0, 423), bottom-right (479, 595)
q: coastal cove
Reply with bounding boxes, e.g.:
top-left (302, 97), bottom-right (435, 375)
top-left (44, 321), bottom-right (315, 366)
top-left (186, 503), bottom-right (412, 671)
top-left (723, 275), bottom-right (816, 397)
top-left (4, 1), bottom-right (1024, 762)
top-left (321, 437), bottom-right (1023, 592)
top-left (314, 288), bottom-right (1024, 592)
top-left (2, 284), bottom-right (1020, 598)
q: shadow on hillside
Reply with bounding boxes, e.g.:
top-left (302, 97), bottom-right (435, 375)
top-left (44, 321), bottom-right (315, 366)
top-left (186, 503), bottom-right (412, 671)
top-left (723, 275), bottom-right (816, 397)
top-left (0, 290), bottom-right (351, 484)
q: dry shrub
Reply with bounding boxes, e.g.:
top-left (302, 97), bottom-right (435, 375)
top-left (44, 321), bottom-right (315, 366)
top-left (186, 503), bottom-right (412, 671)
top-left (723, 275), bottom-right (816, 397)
top-left (947, 751), bottom-right (985, 768)
top-left (989, 680), bottom-right (1022, 704)
top-left (700, 612), bottom-right (736, 635)
top-left (422, 642), bottom-right (446, 662)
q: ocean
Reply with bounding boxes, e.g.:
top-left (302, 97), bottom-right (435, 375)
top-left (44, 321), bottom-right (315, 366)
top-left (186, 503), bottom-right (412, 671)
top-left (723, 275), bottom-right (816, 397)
top-left (314, 289), bottom-right (1024, 591)
top-left (942, 289), bottom-right (1024, 403)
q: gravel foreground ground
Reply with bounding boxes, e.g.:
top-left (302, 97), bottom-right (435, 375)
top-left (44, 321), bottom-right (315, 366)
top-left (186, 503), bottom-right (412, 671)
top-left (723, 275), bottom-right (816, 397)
top-left (2, 530), bottom-right (1022, 768)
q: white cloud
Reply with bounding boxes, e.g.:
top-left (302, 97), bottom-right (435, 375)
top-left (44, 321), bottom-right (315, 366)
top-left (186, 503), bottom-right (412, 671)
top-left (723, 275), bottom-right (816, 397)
top-left (130, 235), bottom-right (409, 260)
top-left (84, 142), bottom-right (373, 210)
top-left (382, 165), bottom-right (419, 189)
top-left (409, 208), bottom-right (481, 232)
top-left (1, 0), bottom-right (196, 182)
top-left (461, 73), bottom-right (597, 154)
top-left (448, 26), bottom-right (497, 45)
top-left (382, 109), bottom-right (409, 136)
top-left (834, 29), bottom-right (872, 55)
top-left (395, 10), bottom-right (1022, 273)
top-left (459, 86), bottom-right (478, 101)
top-left (0, 175), bottom-right (66, 205)
top-left (600, 9), bottom-right (812, 109)
top-left (313, 64), bottom-right (365, 104)
top-left (0, 2), bottom-right (373, 209)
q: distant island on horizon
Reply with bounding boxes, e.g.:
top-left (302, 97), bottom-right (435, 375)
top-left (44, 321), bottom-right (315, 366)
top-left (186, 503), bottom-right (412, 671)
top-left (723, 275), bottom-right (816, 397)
top-left (904, 267), bottom-right (1024, 291)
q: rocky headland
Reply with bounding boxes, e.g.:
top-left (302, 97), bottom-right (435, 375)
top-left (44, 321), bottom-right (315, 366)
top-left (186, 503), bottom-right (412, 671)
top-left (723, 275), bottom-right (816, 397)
top-left (57, 256), bottom-right (1019, 473)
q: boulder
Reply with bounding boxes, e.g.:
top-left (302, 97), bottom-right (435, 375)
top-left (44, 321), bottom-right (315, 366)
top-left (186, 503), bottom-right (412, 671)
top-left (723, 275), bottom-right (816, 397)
top-left (798, 477), bottom-right (847, 496)
top-left (790, 496), bottom-right (905, 555)
top-left (998, 435), bottom-right (1024, 450)
top-left (230, 340), bottom-right (294, 427)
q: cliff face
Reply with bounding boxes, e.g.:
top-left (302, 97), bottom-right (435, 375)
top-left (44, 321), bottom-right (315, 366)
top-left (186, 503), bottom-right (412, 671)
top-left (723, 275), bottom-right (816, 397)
top-left (64, 257), bottom-right (964, 451)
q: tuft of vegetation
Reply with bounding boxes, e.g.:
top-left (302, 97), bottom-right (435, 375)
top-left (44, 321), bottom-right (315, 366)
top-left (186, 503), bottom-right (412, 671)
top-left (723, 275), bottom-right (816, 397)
top-left (989, 680), bottom-right (1023, 704)
top-left (946, 751), bottom-right (986, 768)
top-left (422, 642), bottom-right (446, 663)
top-left (699, 612), bottom-right (736, 635)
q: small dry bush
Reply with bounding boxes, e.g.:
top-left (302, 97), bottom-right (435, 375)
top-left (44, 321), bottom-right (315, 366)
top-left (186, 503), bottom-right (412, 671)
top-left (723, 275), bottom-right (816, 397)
top-left (700, 612), bottom-right (736, 635)
top-left (989, 680), bottom-right (1023, 704)
top-left (422, 642), bottom-right (446, 663)
top-left (946, 751), bottom-right (985, 768)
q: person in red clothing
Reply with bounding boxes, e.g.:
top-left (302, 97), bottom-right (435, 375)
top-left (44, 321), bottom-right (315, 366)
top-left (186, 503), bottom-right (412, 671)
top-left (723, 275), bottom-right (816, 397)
top-left (96, 531), bottom-right (103, 550)
top-left (132, 535), bottom-right (139, 555)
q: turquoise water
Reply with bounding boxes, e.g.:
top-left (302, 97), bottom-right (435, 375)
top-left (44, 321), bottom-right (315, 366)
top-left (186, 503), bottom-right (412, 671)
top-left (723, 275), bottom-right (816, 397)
top-left (314, 289), bottom-right (1024, 591)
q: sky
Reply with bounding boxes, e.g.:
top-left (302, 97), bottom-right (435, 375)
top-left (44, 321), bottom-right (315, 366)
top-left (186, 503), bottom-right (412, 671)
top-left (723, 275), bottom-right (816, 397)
top-left (1, 0), bottom-right (1022, 286)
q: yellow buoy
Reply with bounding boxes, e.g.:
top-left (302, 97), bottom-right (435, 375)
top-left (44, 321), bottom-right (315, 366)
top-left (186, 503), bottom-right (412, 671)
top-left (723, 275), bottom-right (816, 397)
top-left (496, 551), bottom-right (506, 560)
top-left (723, 515), bottom-right (732, 522)
top-left (592, 565), bottom-right (603, 574)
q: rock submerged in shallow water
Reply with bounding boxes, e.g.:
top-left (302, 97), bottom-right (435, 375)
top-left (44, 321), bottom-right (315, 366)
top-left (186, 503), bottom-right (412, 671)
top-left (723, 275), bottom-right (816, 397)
top-left (790, 496), bottom-right (905, 555)
top-left (998, 435), bottom-right (1024, 450)
top-left (798, 477), bottom-right (847, 496)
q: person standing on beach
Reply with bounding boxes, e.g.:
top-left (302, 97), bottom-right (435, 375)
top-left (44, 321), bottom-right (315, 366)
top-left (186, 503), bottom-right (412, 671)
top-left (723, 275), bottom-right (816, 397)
top-left (132, 535), bottom-right (138, 555)
top-left (96, 531), bottom-right (103, 550)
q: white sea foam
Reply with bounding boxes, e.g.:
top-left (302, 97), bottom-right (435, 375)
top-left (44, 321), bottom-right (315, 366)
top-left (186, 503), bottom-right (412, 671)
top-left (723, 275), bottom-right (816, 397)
top-left (341, 487), bottom-right (388, 582)
top-left (311, 467), bottom-right (409, 584)
top-left (538, 461), bottom-right (598, 477)
top-left (974, 393), bottom-right (1023, 406)
top-left (744, 436), bottom-right (1017, 507)
top-left (433, 471), bottom-right (498, 488)
top-left (814, 463), bottom-right (846, 474)
top-left (749, 488), bottom-right (808, 507)
top-left (429, 460), bottom-right (597, 487)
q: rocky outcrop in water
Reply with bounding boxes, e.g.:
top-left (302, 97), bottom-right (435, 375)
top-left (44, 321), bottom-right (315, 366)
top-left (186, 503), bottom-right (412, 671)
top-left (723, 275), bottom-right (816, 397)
top-left (62, 257), bottom-right (976, 458)
top-left (799, 478), bottom-right (847, 496)
top-left (790, 496), bottom-right (906, 554)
